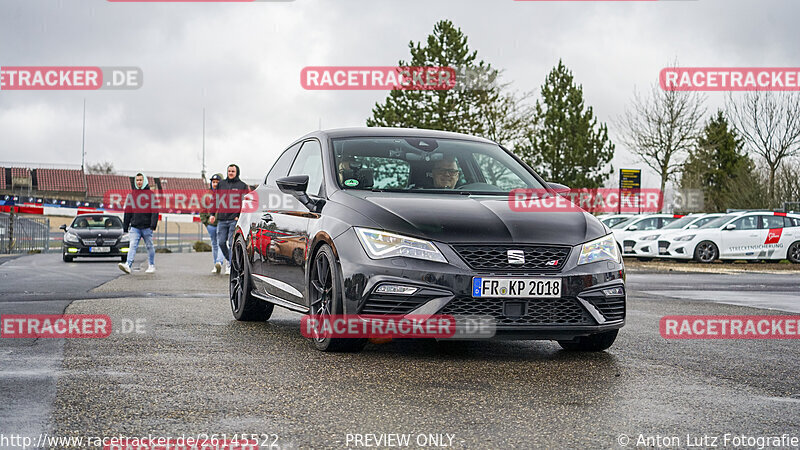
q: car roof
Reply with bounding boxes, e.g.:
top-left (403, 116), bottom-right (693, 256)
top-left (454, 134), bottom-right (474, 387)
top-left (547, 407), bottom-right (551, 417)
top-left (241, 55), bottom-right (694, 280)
top-left (299, 127), bottom-right (497, 144)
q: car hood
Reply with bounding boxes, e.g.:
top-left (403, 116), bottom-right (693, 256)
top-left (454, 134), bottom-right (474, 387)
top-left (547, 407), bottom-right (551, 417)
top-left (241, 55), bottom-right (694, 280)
top-left (334, 191), bottom-right (606, 246)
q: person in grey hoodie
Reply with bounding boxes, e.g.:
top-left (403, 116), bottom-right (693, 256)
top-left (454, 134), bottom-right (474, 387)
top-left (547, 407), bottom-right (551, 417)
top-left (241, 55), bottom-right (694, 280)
top-left (209, 164), bottom-right (248, 274)
top-left (118, 173), bottom-right (159, 274)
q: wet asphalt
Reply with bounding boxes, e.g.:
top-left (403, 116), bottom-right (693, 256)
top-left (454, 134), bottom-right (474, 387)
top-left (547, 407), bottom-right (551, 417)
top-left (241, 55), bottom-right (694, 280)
top-left (1, 253), bottom-right (799, 449)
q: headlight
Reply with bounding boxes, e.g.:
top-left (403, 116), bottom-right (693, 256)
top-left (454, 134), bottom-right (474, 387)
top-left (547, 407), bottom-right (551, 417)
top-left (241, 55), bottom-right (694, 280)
top-left (674, 235), bottom-right (696, 242)
top-left (578, 234), bottom-right (620, 265)
top-left (64, 232), bottom-right (79, 244)
top-left (355, 227), bottom-right (447, 263)
top-left (120, 233), bottom-right (130, 243)
top-left (639, 234), bottom-right (660, 241)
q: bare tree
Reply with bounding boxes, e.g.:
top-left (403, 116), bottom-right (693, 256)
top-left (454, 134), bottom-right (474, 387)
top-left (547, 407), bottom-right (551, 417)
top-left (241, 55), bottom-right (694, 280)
top-left (726, 91), bottom-right (800, 204)
top-left (86, 161), bottom-right (115, 174)
top-left (619, 80), bottom-right (706, 202)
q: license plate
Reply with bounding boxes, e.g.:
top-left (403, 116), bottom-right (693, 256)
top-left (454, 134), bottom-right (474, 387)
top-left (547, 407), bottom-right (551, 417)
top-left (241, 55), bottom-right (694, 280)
top-left (472, 277), bottom-right (561, 298)
top-left (90, 247), bottom-right (110, 253)
top-left (624, 246), bottom-right (634, 253)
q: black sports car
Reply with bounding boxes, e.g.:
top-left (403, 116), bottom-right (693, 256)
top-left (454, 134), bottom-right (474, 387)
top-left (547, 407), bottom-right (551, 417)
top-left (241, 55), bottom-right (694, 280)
top-left (61, 214), bottom-right (130, 262)
top-left (230, 128), bottom-right (625, 352)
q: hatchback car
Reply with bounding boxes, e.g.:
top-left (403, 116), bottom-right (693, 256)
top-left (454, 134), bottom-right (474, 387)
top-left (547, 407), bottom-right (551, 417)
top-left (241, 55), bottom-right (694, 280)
top-left (61, 214), bottom-right (129, 262)
top-left (660, 211), bottom-right (800, 263)
top-left (230, 128), bottom-right (625, 352)
top-left (611, 214), bottom-right (684, 257)
top-left (629, 213), bottom-right (724, 259)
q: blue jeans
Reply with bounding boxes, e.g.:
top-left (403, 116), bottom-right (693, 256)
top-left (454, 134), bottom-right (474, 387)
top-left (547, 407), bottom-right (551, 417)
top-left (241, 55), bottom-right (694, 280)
top-left (206, 225), bottom-right (225, 264)
top-left (217, 220), bottom-right (237, 263)
top-left (126, 227), bottom-right (155, 267)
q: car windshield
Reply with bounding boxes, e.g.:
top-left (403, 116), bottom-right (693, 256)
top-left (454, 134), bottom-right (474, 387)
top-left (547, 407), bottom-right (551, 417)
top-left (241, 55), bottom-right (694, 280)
top-left (331, 137), bottom-right (545, 194)
top-left (610, 216), bottom-right (639, 229)
top-left (71, 215), bottom-right (123, 229)
top-left (661, 216), bottom-right (697, 230)
top-left (699, 214), bottom-right (739, 229)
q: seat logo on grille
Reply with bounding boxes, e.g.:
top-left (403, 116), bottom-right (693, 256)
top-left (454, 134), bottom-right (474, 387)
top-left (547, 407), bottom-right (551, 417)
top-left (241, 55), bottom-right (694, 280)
top-left (507, 250), bottom-right (525, 265)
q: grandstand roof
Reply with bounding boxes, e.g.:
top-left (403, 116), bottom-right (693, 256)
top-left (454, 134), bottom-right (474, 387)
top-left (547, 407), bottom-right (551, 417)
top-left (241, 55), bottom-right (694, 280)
top-left (36, 168), bottom-right (86, 192)
top-left (86, 174), bottom-right (132, 198)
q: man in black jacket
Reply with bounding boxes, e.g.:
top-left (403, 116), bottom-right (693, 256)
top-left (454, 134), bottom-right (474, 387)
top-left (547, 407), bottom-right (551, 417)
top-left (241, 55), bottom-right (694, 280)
top-left (118, 173), bottom-right (159, 274)
top-left (209, 164), bottom-right (248, 274)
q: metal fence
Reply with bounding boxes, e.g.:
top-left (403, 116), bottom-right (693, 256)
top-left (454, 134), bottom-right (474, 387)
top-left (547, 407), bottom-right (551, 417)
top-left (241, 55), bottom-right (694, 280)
top-left (0, 213), bottom-right (50, 254)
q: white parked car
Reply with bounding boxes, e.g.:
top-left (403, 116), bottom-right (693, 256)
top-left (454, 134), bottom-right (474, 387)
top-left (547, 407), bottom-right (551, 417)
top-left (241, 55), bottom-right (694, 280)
top-left (660, 211), bottom-right (800, 263)
top-left (611, 214), bottom-right (685, 257)
top-left (629, 213), bottom-right (726, 259)
top-left (598, 213), bottom-right (636, 228)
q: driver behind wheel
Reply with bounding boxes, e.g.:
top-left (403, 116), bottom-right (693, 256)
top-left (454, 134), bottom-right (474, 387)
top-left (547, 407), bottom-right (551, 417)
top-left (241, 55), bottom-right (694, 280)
top-left (431, 157), bottom-right (460, 189)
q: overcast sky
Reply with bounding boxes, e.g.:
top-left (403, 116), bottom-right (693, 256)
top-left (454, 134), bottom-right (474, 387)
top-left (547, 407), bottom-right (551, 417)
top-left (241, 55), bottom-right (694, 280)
top-left (0, 0), bottom-right (797, 186)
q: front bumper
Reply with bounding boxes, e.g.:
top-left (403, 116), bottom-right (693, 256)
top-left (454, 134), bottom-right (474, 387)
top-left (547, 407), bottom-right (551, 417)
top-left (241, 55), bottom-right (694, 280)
top-left (63, 242), bottom-right (129, 257)
top-left (333, 229), bottom-right (626, 340)
top-left (657, 240), bottom-right (695, 260)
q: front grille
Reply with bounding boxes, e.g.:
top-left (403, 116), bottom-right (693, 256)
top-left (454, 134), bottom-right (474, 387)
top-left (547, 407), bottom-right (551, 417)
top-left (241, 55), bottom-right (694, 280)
top-left (658, 241), bottom-right (670, 254)
top-left (81, 238), bottom-right (116, 246)
top-left (587, 297), bottom-right (625, 322)
top-left (361, 294), bottom-right (430, 315)
top-left (622, 240), bottom-right (636, 253)
top-left (438, 297), bottom-right (593, 326)
top-left (452, 245), bottom-right (570, 272)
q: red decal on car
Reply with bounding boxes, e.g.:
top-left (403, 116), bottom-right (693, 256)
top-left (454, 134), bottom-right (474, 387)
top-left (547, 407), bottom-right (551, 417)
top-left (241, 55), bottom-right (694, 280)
top-left (765, 228), bottom-right (783, 244)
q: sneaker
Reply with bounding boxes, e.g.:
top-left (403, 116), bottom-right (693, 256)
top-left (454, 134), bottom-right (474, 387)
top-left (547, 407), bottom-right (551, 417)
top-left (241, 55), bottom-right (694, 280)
top-left (145, 265), bottom-right (156, 274)
top-left (215, 262), bottom-right (222, 274)
top-left (118, 263), bottom-right (131, 274)
top-left (224, 264), bottom-right (231, 275)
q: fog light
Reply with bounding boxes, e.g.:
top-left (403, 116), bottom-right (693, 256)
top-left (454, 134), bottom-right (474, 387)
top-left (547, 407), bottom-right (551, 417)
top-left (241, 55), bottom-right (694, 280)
top-left (121, 247), bottom-right (129, 253)
top-left (67, 248), bottom-right (78, 253)
top-left (603, 287), bottom-right (624, 296)
top-left (375, 284), bottom-right (418, 295)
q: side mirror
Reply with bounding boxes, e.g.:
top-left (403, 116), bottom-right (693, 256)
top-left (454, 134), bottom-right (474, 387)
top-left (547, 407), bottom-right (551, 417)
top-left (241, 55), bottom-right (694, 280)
top-left (59, 224), bottom-right (67, 231)
top-left (276, 175), bottom-right (325, 213)
top-left (627, 225), bottom-right (638, 231)
top-left (547, 182), bottom-right (571, 196)
top-left (724, 224), bottom-right (736, 231)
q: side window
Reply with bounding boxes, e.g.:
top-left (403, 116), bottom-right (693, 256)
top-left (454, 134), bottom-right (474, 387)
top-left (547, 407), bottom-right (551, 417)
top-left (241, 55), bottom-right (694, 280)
top-left (632, 218), bottom-right (658, 230)
top-left (472, 153), bottom-right (527, 190)
top-left (661, 217), bottom-right (679, 227)
top-left (790, 217), bottom-right (800, 227)
top-left (761, 215), bottom-right (784, 229)
top-left (731, 216), bottom-right (758, 230)
top-left (265, 143), bottom-right (302, 186)
top-left (288, 140), bottom-right (324, 196)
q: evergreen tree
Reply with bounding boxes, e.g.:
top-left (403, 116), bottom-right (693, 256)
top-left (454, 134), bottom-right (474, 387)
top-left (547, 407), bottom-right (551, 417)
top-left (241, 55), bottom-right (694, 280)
top-left (367, 20), bottom-right (499, 136)
top-left (518, 61), bottom-right (614, 188)
top-left (681, 110), bottom-right (762, 211)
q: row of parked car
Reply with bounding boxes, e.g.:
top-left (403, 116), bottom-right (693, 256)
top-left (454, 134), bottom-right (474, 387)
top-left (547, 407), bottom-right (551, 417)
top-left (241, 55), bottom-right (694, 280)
top-left (599, 211), bottom-right (800, 264)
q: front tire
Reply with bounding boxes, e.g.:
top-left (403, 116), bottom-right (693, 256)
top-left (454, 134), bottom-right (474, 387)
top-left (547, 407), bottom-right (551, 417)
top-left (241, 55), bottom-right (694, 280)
top-left (230, 236), bottom-right (273, 321)
top-left (308, 244), bottom-right (366, 352)
top-left (558, 330), bottom-right (618, 352)
top-left (63, 254), bottom-right (73, 262)
top-left (693, 241), bottom-right (718, 263)
top-left (788, 241), bottom-right (800, 264)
